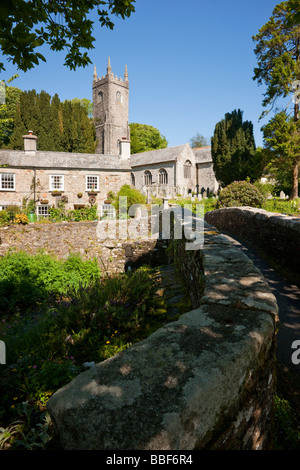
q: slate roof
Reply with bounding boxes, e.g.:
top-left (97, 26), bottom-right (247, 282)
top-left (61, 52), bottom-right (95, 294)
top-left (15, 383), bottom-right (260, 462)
top-left (193, 146), bottom-right (212, 164)
top-left (0, 150), bottom-right (131, 171)
top-left (130, 144), bottom-right (190, 168)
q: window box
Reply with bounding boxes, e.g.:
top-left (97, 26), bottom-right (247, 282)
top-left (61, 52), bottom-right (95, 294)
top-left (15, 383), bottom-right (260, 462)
top-left (40, 199), bottom-right (49, 204)
top-left (88, 191), bottom-right (98, 196)
top-left (52, 191), bottom-right (63, 196)
top-left (50, 175), bottom-right (64, 192)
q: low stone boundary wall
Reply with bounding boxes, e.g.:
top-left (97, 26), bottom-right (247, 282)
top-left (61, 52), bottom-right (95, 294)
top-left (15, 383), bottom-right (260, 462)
top-left (47, 210), bottom-right (278, 450)
top-left (205, 206), bottom-right (300, 273)
top-left (0, 220), bottom-right (168, 274)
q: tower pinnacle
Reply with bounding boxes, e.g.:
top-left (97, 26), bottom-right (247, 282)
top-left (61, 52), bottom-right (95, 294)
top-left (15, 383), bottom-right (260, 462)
top-left (93, 64), bottom-right (97, 81)
top-left (124, 64), bottom-right (128, 81)
top-left (107, 57), bottom-right (111, 74)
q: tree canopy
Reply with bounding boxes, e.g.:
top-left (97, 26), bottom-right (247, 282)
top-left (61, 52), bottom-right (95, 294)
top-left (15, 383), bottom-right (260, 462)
top-left (262, 111), bottom-right (300, 195)
top-left (129, 123), bottom-right (168, 154)
top-left (189, 132), bottom-right (209, 149)
top-left (211, 109), bottom-right (257, 187)
top-left (0, 0), bottom-right (136, 72)
top-left (253, 0), bottom-right (300, 197)
top-left (0, 75), bottom-right (22, 148)
top-left (9, 90), bottom-right (96, 153)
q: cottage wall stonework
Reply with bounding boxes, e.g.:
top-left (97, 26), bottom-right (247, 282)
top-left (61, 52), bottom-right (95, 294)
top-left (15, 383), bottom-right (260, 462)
top-left (0, 167), bottom-right (130, 211)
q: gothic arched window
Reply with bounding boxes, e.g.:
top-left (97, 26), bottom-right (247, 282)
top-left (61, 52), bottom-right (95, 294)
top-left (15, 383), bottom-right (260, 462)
top-left (184, 160), bottom-right (192, 179)
top-left (144, 170), bottom-right (152, 186)
top-left (131, 172), bottom-right (135, 187)
top-left (159, 168), bottom-right (168, 185)
top-left (116, 91), bottom-right (122, 103)
top-left (98, 91), bottom-right (103, 102)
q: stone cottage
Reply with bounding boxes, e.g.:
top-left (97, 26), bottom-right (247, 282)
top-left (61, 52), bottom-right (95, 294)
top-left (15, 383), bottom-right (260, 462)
top-left (0, 131), bottom-right (131, 217)
top-left (0, 58), bottom-right (218, 217)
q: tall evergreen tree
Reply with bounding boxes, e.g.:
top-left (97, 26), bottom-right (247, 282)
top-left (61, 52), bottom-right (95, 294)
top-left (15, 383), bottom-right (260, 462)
top-left (253, 0), bottom-right (300, 198)
top-left (211, 109), bottom-right (256, 187)
top-left (50, 93), bottom-right (63, 151)
top-left (9, 90), bottom-right (96, 153)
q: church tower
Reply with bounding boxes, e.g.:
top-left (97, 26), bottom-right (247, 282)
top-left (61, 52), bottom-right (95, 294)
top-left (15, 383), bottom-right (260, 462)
top-left (92, 58), bottom-right (130, 155)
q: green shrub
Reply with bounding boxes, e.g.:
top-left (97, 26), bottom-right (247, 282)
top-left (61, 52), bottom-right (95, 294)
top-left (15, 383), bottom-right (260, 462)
top-left (68, 205), bottom-right (98, 222)
top-left (6, 205), bottom-right (20, 222)
top-left (113, 185), bottom-right (146, 214)
top-left (0, 210), bottom-right (10, 226)
top-left (217, 180), bottom-right (264, 209)
top-left (0, 251), bottom-right (101, 313)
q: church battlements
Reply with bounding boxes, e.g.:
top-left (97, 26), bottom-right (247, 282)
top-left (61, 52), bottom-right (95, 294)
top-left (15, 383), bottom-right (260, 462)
top-left (93, 58), bottom-right (128, 87)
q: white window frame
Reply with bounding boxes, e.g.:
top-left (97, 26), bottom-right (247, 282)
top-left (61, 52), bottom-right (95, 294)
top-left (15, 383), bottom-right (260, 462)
top-left (0, 173), bottom-right (15, 191)
top-left (86, 175), bottom-right (99, 191)
top-left (37, 205), bottom-right (50, 219)
top-left (100, 204), bottom-right (116, 219)
top-left (50, 175), bottom-right (64, 191)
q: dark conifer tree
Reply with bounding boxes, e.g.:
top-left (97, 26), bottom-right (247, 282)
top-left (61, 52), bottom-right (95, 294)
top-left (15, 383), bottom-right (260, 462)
top-left (9, 90), bottom-right (96, 153)
top-left (211, 109), bottom-right (256, 187)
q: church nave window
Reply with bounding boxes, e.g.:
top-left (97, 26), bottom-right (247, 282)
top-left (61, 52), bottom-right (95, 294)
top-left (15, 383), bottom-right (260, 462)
top-left (144, 170), bottom-right (152, 186)
top-left (184, 160), bottom-right (192, 179)
top-left (158, 168), bottom-right (168, 185)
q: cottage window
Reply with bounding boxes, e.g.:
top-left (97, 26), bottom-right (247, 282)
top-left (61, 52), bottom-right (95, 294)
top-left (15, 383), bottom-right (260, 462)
top-left (100, 204), bottom-right (115, 219)
top-left (86, 175), bottom-right (99, 191)
top-left (38, 205), bottom-right (49, 219)
top-left (0, 173), bottom-right (15, 191)
top-left (116, 91), bottom-right (122, 103)
top-left (50, 175), bottom-right (64, 191)
top-left (158, 168), bottom-right (168, 185)
top-left (131, 172), bottom-right (135, 187)
top-left (144, 170), bottom-right (152, 186)
top-left (184, 160), bottom-right (192, 179)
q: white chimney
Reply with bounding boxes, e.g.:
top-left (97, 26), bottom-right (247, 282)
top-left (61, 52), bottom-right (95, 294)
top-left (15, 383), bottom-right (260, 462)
top-left (23, 130), bottom-right (38, 153)
top-left (119, 137), bottom-right (130, 159)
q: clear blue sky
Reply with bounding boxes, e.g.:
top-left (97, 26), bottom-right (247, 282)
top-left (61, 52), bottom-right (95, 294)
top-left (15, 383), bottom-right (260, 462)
top-left (0, 0), bottom-right (280, 148)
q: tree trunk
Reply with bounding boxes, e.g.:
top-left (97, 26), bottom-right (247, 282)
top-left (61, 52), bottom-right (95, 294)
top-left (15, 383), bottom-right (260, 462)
top-left (292, 99), bottom-right (299, 199)
top-left (291, 160), bottom-right (299, 199)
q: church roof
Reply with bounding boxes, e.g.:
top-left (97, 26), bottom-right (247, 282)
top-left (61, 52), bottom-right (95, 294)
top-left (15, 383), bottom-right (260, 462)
top-left (0, 150), bottom-right (131, 171)
top-left (130, 144), bottom-right (190, 167)
top-left (193, 146), bottom-right (212, 164)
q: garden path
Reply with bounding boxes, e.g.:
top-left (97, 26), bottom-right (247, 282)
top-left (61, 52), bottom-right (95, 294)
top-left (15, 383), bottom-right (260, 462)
top-left (220, 232), bottom-right (300, 378)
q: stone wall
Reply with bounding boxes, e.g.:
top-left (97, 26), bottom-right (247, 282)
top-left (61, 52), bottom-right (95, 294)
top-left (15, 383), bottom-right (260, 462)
top-left (204, 206), bottom-right (300, 273)
top-left (0, 219), bottom-right (168, 274)
top-left (46, 209), bottom-right (278, 450)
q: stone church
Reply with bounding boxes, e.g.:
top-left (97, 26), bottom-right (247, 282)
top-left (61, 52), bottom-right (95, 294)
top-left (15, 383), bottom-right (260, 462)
top-left (0, 58), bottom-right (218, 218)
